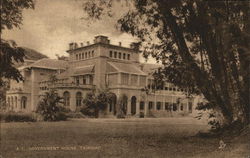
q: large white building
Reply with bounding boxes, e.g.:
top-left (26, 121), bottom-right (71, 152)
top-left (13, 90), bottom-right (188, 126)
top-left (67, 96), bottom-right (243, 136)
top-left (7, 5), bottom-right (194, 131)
top-left (6, 36), bottom-right (203, 117)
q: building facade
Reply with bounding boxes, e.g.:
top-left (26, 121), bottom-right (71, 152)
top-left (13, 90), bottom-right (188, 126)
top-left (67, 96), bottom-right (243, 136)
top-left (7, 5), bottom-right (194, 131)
top-left (6, 35), bottom-right (204, 117)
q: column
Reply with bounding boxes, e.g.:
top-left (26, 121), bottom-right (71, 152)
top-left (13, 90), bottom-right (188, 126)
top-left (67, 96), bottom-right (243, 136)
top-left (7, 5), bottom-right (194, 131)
top-left (127, 100), bottom-right (131, 116)
top-left (118, 73), bottom-right (121, 85)
top-left (136, 101), bottom-right (140, 115)
top-left (70, 92), bottom-right (76, 111)
top-left (144, 101), bottom-right (149, 117)
top-left (137, 75), bottom-right (140, 86)
top-left (128, 74), bottom-right (131, 86)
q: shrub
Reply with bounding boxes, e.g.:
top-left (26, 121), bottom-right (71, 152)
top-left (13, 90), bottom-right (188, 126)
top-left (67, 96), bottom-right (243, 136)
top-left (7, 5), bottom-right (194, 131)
top-left (139, 112), bottom-right (144, 118)
top-left (67, 112), bottom-right (86, 118)
top-left (80, 106), bottom-right (96, 118)
top-left (55, 112), bottom-right (67, 121)
top-left (0, 112), bottom-right (36, 122)
top-left (36, 90), bottom-right (68, 121)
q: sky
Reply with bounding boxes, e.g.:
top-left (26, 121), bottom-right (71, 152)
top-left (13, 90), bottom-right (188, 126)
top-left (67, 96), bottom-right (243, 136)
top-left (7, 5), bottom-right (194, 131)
top-left (2, 0), bottom-right (156, 63)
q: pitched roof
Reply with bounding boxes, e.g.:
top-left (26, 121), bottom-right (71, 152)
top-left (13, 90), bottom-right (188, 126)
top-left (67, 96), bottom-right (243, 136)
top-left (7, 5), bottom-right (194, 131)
top-left (72, 65), bottom-right (95, 76)
top-left (27, 58), bottom-right (68, 70)
top-left (107, 62), bottom-right (146, 75)
top-left (140, 63), bottom-right (162, 74)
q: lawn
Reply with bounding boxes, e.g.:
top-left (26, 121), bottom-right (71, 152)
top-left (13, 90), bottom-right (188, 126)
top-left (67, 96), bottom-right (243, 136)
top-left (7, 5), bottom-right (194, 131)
top-left (0, 117), bottom-right (249, 158)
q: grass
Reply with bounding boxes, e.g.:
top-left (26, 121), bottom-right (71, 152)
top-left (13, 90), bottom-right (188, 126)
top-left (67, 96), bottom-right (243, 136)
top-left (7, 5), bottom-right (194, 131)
top-left (0, 117), bottom-right (249, 158)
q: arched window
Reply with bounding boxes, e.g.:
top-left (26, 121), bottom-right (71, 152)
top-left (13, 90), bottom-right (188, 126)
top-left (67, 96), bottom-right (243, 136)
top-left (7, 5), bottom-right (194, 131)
top-left (140, 101), bottom-right (144, 110)
top-left (15, 96), bottom-right (17, 108)
top-left (11, 97), bottom-right (14, 109)
top-left (127, 54), bottom-right (130, 60)
top-left (63, 91), bottom-right (70, 106)
top-left (76, 92), bottom-right (82, 106)
top-left (21, 96), bottom-right (27, 109)
top-left (156, 102), bottom-right (162, 110)
top-left (7, 97), bottom-right (10, 107)
top-left (109, 51), bottom-right (113, 57)
top-left (173, 103), bottom-right (177, 111)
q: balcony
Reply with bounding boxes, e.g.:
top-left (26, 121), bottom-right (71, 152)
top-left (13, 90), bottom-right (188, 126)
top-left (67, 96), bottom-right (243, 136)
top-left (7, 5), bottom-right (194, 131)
top-left (49, 83), bottom-right (95, 89)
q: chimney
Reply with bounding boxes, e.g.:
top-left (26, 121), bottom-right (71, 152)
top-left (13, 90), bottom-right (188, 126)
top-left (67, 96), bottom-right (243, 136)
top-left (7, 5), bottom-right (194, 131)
top-left (69, 43), bottom-right (74, 50)
top-left (119, 42), bottom-right (122, 46)
top-left (87, 41), bottom-right (90, 45)
top-left (74, 43), bottom-right (78, 49)
top-left (94, 35), bottom-right (109, 44)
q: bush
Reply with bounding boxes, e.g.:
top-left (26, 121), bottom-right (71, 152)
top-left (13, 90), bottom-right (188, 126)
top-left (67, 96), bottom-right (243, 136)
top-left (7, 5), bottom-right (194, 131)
top-left (36, 103), bottom-right (69, 121)
top-left (139, 112), bottom-right (144, 118)
top-left (36, 90), bottom-right (69, 121)
top-left (55, 112), bottom-right (67, 121)
top-left (0, 112), bottom-right (36, 122)
top-left (80, 106), bottom-right (96, 118)
top-left (67, 112), bottom-right (86, 118)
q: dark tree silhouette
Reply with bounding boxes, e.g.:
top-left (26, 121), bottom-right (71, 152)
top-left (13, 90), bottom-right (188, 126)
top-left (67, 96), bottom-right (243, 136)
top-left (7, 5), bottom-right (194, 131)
top-left (83, 0), bottom-right (250, 128)
top-left (0, 0), bottom-right (34, 86)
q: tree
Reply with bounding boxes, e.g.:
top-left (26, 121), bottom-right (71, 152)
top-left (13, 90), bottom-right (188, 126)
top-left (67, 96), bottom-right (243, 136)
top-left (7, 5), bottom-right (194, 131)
top-left (36, 90), bottom-right (67, 121)
top-left (82, 89), bottom-right (114, 118)
top-left (0, 0), bottom-right (35, 86)
top-left (83, 0), bottom-right (250, 128)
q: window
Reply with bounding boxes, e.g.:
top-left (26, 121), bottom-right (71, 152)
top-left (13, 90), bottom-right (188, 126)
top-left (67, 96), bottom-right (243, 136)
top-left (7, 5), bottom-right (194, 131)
top-left (76, 54), bottom-right (78, 60)
top-left (123, 53), bottom-right (126, 59)
top-left (127, 54), bottom-right (130, 60)
top-left (21, 96), bottom-right (27, 109)
top-left (139, 76), bottom-right (146, 86)
top-left (89, 75), bottom-right (93, 85)
top-left (83, 76), bottom-right (87, 85)
top-left (15, 96), bottom-right (17, 108)
top-left (121, 73), bottom-right (129, 85)
top-left (140, 101), bottom-right (144, 110)
top-left (173, 103), bottom-right (177, 111)
top-left (63, 91), bottom-right (70, 106)
top-left (92, 50), bottom-right (94, 57)
top-left (114, 51), bottom-right (117, 58)
top-left (165, 102), bottom-right (170, 111)
top-left (131, 75), bottom-right (138, 86)
top-left (88, 51), bottom-right (91, 58)
top-left (85, 52), bottom-right (88, 58)
top-left (118, 52), bottom-right (121, 59)
top-left (180, 103), bottom-right (184, 111)
top-left (76, 77), bottom-right (80, 85)
top-left (188, 102), bottom-right (192, 113)
top-left (173, 87), bottom-right (176, 91)
top-left (76, 92), bottom-right (82, 106)
top-left (148, 101), bottom-right (153, 110)
top-left (11, 97), bottom-right (13, 109)
top-left (156, 102), bottom-right (162, 110)
top-left (7, 97), bottom-right (10, 107)
top-left (109, 51), bottom-right (113, 57)
top-left (82, 53), bottom-right (84, 59)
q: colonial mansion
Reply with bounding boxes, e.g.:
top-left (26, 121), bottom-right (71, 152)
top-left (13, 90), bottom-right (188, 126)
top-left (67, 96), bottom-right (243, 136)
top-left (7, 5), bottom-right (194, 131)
top-left (6, 35), bottom-right (203, 117)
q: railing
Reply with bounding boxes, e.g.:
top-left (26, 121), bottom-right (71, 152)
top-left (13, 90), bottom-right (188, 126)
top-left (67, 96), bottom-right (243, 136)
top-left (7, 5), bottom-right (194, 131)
top-left (47, 83), bottom-right (95, 89)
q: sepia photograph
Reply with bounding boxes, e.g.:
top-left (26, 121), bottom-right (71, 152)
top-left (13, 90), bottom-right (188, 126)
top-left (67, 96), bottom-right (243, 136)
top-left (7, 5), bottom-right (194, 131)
top-left (0, 0), bottom-right (249, 157)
